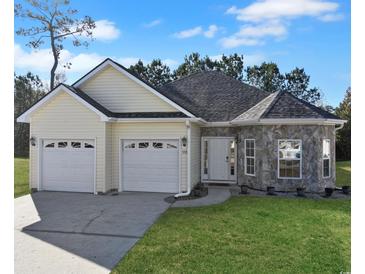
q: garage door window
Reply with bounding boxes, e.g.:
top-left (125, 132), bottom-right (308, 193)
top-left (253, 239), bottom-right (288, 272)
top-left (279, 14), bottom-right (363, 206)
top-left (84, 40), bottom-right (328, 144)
top-left (138, 142), bottom-right (149, 148)
top-left (125, 143), bottom-right (136, 149)
top-left (84, 142), bottom-right (94, 148)
top-left (153, 142), bottom-right (163, 149)
top-left (58, 142), bottom-right (67, 148)
top-left (167, 143), bottom-right (177, 149)
top-left (45, 142), bottom-right (55, 148)
top-left (71, 141), bottom-right (81, 148)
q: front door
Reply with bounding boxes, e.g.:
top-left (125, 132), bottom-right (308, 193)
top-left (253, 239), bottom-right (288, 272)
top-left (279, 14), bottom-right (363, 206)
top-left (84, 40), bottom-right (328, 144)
top-left (202, 137), bottom-right (236, 182)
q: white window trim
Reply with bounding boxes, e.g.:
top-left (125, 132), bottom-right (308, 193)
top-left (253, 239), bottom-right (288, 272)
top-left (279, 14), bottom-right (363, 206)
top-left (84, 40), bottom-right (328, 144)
top-left (244, 139), bottom-right (256, 176)
top-left (322, 139), bottom-right (331, 178)
top-left (277, 139), bottom-right (302, 180)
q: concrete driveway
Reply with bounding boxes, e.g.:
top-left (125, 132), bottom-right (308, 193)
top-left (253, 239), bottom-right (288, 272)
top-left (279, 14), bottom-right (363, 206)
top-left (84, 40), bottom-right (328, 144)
top-left (15, 192), bottom-right (171, 274)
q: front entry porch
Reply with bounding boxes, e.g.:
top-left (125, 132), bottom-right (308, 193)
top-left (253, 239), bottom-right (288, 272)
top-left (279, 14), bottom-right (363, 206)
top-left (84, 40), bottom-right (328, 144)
top-left (201, 137), bottom-right (237, 184)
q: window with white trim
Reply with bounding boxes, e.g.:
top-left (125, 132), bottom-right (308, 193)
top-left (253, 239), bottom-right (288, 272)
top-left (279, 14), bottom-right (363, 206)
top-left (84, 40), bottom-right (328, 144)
top-left (245, 139), bottom-right (255, 176)
top-left (323, 139), bottom-right (331, 178)
top-left (278, 140), bottom-right (302, 178)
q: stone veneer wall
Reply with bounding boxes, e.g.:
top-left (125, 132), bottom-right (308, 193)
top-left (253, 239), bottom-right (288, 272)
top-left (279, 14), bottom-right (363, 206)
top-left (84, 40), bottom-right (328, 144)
top-left (201, 125), bottom-right (336, 192)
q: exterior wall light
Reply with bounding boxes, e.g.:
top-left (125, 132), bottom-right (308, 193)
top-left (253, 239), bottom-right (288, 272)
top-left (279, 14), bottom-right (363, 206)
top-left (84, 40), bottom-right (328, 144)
top-left (30, 137), bottom-right (36, 146)
top-left (181, 136), bottom-right (187, 147)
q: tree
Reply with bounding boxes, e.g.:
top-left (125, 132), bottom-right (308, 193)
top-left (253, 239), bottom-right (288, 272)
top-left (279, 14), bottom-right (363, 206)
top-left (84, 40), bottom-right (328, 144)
top-left (245, 62), bottom-right (284, 93)
top-left (129, 59), bottom-right (172, 87)
top-left (14, 73), bottom-right (46, 156)
top-left (335, 87), bottom-right (351, 160)
top-left (172, 52), bottom-right (245, 80)
top-left (283, 68), bottom-right (321, 104)
top-left (219, 54), bottom-right (245, 81)
top-left (245, 63), bottom-right (321, 104)
top-left (15, 0), bottom-right (96, 89)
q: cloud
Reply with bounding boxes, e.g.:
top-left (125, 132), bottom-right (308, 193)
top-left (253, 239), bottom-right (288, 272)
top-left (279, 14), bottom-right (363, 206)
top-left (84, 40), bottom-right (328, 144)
top-left (14, 44), bottom-right (178, 79)
top-left (223, 0), bottom-right (342, 48)
top-left (210, 53), bottom-right (265, 66)
top-left (143, 19), bottom-right (162, 28)
top-left (236, 21), bottom-right (287, 38)
top-left (221, 20), bottom-right (287, 48)
top-left (226, 0), bottom-right (339, 22)
top-left (92, 20), bottom-right (121, 41)
top-left (173, 25), bottom-right (221, 39)
top-left (116, 57), bottom-right (141, 68)
top-left (204, 25), bottom-right (219, 38)
top-left (174, 26), bottom-right (203, 38)
top-left (14, 44), bottom-right (72, 72)
top-left (318, 13), bottom-right (344, 22)
top-left (220, 37), bottom-right (263, 48)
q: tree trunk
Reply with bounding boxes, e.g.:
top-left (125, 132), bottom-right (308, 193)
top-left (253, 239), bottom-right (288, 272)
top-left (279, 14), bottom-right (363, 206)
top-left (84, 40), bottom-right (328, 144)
top-left (50, 31), bottom-right (58, 90)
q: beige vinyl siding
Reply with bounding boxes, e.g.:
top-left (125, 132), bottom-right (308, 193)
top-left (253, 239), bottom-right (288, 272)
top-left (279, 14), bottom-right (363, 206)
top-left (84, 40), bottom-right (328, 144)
top-left (80, 66), bottom-right (177, 113)
top-left (111, 122), bottom-right (188, 192)
top-left (105, 122), bottom-right (113, 191)
top-left (29, 90), bottom-right (107, 192)
top-left (190, 123), bottom-right (201, 187)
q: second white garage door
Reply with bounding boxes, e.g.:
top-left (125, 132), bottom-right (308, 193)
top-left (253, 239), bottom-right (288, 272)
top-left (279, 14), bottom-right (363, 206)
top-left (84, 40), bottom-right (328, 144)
top-left (122, 140), bottom-right (179, 193)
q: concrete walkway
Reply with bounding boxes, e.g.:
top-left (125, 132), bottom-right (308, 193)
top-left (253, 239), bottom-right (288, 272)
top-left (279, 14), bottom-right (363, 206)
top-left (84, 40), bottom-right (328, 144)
top-left (172, 187), bottom-right (231, 208)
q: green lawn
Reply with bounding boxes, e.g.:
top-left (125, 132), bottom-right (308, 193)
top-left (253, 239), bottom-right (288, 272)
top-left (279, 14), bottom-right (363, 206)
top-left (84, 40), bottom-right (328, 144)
top-left (113, 197), bottom-right (350, 273)
top-left (14, 157), bottom-right (30, 198)
top-left (336, 161), bottom-right (351, 187)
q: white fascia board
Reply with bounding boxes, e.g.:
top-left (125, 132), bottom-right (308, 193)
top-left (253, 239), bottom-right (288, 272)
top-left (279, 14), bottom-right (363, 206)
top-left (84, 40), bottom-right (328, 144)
top-left (73, 59), bottom-right (196, 118)
top-left (201, 121), bottom-right (235, 127)
top-left (112, 117), bottom-right (205, 123)
top-left (16, 85), bottom-right (110, 123)
top-left (231, 118), bottom-right (347, 126)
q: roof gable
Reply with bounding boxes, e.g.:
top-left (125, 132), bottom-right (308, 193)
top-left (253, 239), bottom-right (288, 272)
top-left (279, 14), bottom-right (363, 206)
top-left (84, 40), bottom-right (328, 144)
top-left (262, 92), bottom-right (340, 120)
top-left (73, 59), bottom-right (195, 117)
top-left (17, 84), bottom-right (110, 123)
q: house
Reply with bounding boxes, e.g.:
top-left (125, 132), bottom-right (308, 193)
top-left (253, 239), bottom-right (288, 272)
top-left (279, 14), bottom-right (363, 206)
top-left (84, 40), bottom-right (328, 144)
top-left (17, 58), bottom-right (346, 195)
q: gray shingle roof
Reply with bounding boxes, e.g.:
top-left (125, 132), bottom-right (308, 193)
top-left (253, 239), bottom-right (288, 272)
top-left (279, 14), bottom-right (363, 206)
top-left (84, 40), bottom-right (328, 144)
top-left (159, 71), bottom-right (341, 122)
top-left (261, 91), bottom-right (340, 120)
top-left (158, 71), bottom-right (271, 122)
top-left (20, 59), bottom-right (341, 123)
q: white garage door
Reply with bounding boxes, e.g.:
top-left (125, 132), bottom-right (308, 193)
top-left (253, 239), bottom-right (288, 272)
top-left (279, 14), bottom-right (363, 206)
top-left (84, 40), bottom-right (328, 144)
top-left (122, 140), bottom-right (179, 193)
top-left (41, 139), bottom-right (95, 193)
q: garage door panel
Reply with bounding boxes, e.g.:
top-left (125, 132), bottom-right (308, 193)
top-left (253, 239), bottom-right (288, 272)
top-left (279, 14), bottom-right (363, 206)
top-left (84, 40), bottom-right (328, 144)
top-left (42, 140), bottom-right (95, 193)
top-left (122, 139), bottom-right (179, 193)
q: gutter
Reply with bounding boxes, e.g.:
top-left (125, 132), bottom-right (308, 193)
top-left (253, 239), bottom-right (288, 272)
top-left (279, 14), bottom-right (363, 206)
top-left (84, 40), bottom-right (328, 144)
top-left (175, 120), bottom-right (192, 198)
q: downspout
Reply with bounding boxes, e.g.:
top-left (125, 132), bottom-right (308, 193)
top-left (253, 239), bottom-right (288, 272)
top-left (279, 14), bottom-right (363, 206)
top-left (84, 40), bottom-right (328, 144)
top-left (175, 120), bottom-right (192, 198)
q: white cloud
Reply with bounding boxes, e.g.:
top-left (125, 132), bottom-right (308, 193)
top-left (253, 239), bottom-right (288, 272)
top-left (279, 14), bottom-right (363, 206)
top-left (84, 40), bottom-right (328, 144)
top-left (220, 37), bottom-right (263, 48)
top-left (210, 53), bottom-right (265, 66)
top-left (226, 0), bottom-right (339, 22)
top-left (174, 25), bottom-right (221, 39)
top-left (92, 20), bottom-right (121, 41)
top-left (204, 25), bottom-right (219, 38)
top-left (236, 21), bottom-right (287, 38)
top-left (14, 44), bottom-right (72, 72)
top-left (14, 44), bottom-right (178, 82)
top-left (318, 13), bottom-right (344, 22)
top-left (174, 26), bottom-right (203, 38)
top-left (116, 57), bottom-right (142, 68)
top-left (143, 19), bottom-right (162, 28)
top-left (223, 0), bottom-right (342, 49)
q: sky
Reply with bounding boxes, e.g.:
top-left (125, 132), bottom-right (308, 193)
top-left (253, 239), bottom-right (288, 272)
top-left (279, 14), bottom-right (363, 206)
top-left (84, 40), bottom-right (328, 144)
top-left (14, 0), bottom-right (351, 107)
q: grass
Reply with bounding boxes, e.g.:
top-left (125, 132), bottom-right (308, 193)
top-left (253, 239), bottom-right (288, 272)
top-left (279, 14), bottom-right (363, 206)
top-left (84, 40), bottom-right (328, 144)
top-left (113, 197), bottom-right (350, 274)
top-left (14, 157), bottom-right (30, 198)
top-left (336, 161), bottom-right (351, 187)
